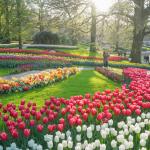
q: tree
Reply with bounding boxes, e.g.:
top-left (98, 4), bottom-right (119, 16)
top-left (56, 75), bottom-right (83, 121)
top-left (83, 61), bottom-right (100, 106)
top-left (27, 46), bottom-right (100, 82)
top-left (90, 2), bottom-right (96, 52)
top-left (16, 0), bottom-right (22, 49)
top-left (130, 0), bottom-right (150, 63)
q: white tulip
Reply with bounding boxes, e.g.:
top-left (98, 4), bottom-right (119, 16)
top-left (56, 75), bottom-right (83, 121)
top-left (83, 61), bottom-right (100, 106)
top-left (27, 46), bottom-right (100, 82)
top-left (10, 143), bottom-right (16, 149)
top-left (134, 126), bottom-right (141, 134)
top-left (66, 130), bottom-right (71, 137)
top-left (61, 133), bottom-right (65, 140)
top-left (95, 140), bottom-right (100, 147)
top-left (47, 141), bottom-right (53, 149)
top-left (117, 134), bottom-right (124, 143)
top-left (118, 122), bottom-right (123, 129)
top-left (56, 131), bottom-right (62, 138)
top-left (57, 143), bottom-right (63, 150)
top-left (76, 126), bottom-right (82, 133)
top-left (131, 118), bottom-right (135, 124)
top-left (54, 136), bottom-right (59, 143)
top-left (96, 125), bottom-right (101, 131)
top-left (140, 147), bottom-right (147, 150)
top-left (68, 141), bottom-right (73, 149)
top-left (90, 124), bottom-right (95, 131)
top-left (124, 140), bottom-right (130, 149)
top-left (62, 140), bottom-right (67, 148)
top-left (33, 144), bottom-right (38, 150)
top-left (87, 127), bottom-right (92, 132)
top-left (100, 144), bottom-right (106, 150)
top-left (0, 146), bottom-right (3, 150)
top-left (124, 129), bottom-right (129, 135)
top-left (75, 145), bottom-right (81, 150)
top-left (144, 119), bottom-right (149, 125)
top-left (37, 145), bottom-right (43, 150)
top-left (140, 139), bottom-right (146, 147)
top-left (137, 116), bottom-right (142, 122)
top-left (6, 148), bottom-right (11, 150)
top-left (87, 131), bottom-right (92, 139)
top-left (111, 140), bottom-right (117, 148)
top-left (128, 135), bottom-right (133, 141)
top-left (141, 113), bottom-right (146, 119)
top-left (108, 119), bottom-right (113, 126)
top-left (119, 144), bottom-right (125, 150)
top-left (146, 112), bottom-right (150, 119)
top-left (28, 139), bottom-right (35, 148)
top-left (139, 122), bottom-right (145, 128)
top-left (82, 125), bottom-right (87, 131)
top-left (105, 128), bottom-right (110, 135)
top-left (128, 141), bottom-right (133, 148)
top-left (76, 134), bottom-right (81, 142)
top-left (67, 136), bottom-right (72, 141)
top-left (101, 130), bottom-right (107, 139)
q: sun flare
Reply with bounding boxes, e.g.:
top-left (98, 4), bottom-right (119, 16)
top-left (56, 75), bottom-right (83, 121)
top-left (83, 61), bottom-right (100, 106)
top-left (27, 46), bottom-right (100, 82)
top-left (93, 0), bottom-right (115, 12)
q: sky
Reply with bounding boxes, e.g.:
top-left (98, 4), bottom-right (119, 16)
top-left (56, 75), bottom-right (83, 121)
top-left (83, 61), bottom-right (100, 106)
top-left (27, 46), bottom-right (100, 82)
top-left (94, 0), bottom-right (116, 12)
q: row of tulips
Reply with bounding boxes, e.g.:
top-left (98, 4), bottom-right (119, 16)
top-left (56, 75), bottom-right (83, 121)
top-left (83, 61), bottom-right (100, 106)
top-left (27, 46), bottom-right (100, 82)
top-left (0, 67), bottom-right (150, 149)
top-left (95, 67), bottom-right (123, 82)
top-left (0, 113), bottom-right (150, 150)
top-left (0, 67), bottom-right (78, 94)
top-left (0, 48), bottom-right (127, 61)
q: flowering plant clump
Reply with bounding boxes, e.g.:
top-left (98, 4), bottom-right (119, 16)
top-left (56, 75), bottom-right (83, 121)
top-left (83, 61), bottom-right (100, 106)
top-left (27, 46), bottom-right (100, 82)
top-left (96, 67), bottom-right (123, 82)
top-left (0, 67), bottom-right (78, 94)
top-left (0, 67), bottom-right (149, 149)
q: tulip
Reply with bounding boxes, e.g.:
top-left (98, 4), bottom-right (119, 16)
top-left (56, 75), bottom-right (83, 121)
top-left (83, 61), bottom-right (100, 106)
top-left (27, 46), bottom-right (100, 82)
top-left (37, 124), bottom-right (43, 132)
top-left (0, 132), bottom-right (8, 141)
top-left (24, 129), bottom-right (30, 137)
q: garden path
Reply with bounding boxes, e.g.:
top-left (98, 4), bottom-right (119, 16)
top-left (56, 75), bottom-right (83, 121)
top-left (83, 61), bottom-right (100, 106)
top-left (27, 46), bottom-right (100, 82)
top-left (3, 67), bottom-right (94, 80)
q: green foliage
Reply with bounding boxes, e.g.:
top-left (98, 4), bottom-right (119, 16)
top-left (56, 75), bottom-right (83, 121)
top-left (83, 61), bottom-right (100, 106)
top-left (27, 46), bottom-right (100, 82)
top-left (33, 31), bottom-right (59, 44)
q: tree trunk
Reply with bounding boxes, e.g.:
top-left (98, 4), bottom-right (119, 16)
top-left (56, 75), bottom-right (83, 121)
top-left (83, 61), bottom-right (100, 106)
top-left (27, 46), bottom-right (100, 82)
top-left (131, 0), bottom-right (145, 63)
top-left (16, 0), bottom-right (22, 49)
top-left (90, 3), bottom-right (96, 52)
top-left (4, 0), bottom-right (10, 43)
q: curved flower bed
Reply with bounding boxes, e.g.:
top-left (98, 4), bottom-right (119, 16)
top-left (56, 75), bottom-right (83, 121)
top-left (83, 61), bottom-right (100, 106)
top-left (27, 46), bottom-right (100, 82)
top-left (0, 48), bottom-right (127, 61)
top-left (96, 67), bottom-right (123, 82)
top-left (0, 67), bottom-right (78, 94)
top-left (0, 68), bottom-right (150, 149)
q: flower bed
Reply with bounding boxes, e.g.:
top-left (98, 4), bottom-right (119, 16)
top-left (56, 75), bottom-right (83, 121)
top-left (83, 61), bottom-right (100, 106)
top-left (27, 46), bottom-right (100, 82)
top-left (0, 68), bottom-right (150, 149)
top-left (0, 67), bottom-right (78, 94)
top-left (0, 48), bottom-right (127, 61)
top-left (96, 67), bottom-right (123, 82)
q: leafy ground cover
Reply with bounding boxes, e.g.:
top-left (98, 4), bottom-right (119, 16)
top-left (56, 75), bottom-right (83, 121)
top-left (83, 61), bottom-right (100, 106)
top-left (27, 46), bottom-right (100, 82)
top-left (0, 70), bottom-right (121, 106)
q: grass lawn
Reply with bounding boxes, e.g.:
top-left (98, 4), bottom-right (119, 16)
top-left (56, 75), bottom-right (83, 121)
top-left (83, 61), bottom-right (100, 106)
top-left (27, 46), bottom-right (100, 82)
top-left (0, 70), bottom-right (121, 106)
top-left (0, 68), bottom-right (14, 77)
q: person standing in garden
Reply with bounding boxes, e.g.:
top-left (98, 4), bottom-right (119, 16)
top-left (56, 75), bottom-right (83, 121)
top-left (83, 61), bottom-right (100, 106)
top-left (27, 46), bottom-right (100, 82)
top-left (103, 51), bottom-right (109, 67)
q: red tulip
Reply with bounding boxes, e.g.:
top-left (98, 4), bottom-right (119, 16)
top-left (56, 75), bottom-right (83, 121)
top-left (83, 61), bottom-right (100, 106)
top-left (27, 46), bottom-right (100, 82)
top-left (30, 120), bottom-right (35, 126)
top-left (43, 117), bottom-right (49, 124)
top-left (37, 124), bottom-right (43, 132)
top-left (82, 113), bottom-right (88, 121)
top-left (11, 129), bottom-right (19, 138)
top-left (57, 124), bottom-right (64, 132)
top-left (0, 132), bottom-right (8, 141)
top-left (18, 122), bottom-right (26, 130)
top-left (91, 108), bottom-right (97, 116)
top-left (24, 129), bottom-right (30, 137)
